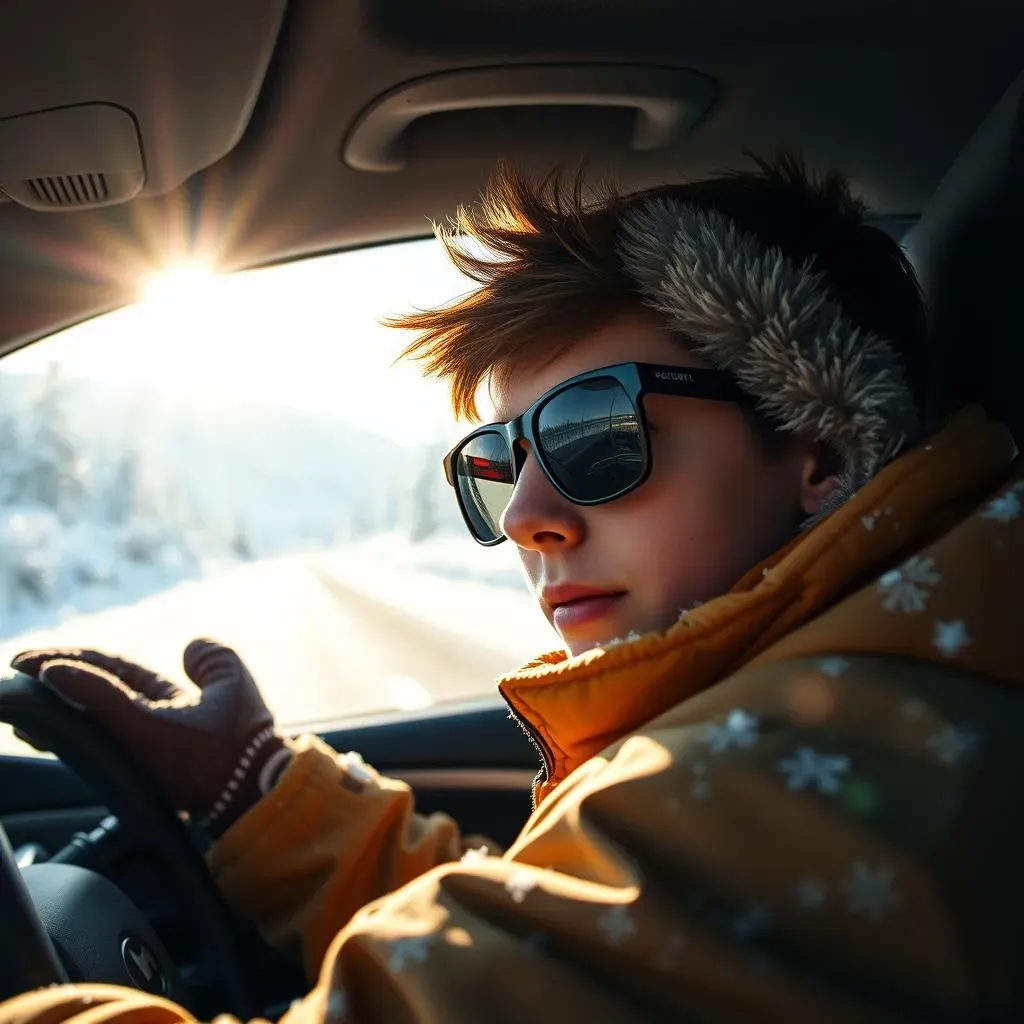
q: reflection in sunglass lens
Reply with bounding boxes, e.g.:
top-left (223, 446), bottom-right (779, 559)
top-left (455, 432), bottom-right (514, 542)
top-left (536, 378), bottom-right (645, 501)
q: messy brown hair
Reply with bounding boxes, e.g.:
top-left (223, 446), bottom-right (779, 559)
top-left (389, 157), bottom-right (929, 435)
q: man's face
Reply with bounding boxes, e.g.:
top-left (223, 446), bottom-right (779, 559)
top-left (489, 310), bottom-right (827, 655)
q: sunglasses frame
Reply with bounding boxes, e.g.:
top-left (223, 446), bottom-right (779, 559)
top-left (443, 361), bottom-right (748, 546)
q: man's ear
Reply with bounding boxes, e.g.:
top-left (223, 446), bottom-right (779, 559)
top-left (797, 442), bottom-right (843, 517)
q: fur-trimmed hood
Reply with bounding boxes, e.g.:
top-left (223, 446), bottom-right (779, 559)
top-left (617, 198), bottom-right (922, 502)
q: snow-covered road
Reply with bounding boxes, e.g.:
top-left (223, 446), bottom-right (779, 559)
top-left (0, 551), bottom-right (558, 757)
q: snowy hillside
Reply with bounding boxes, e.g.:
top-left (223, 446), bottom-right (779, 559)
top-left (0, 366), bottom-right (470, 639)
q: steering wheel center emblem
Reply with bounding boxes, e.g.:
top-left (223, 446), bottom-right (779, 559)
top-left (120, 934), bottom-right (167, 995)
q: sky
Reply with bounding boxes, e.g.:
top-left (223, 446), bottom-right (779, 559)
top-left (1, 238), bottom-right (479, 448)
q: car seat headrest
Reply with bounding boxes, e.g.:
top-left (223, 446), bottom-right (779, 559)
top-left (905, 71), bottom-right (1024, 446)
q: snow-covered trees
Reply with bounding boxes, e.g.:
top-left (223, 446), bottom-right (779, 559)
top-left (408, 447), bottom-right (440, 543)
top-left (0, 365), bottom-right (85, 512)
top-left (0, 367), bottom-right (87, 610)
top-left (0, 366), bottom-right (192, 615)
top-left (105, 449), bottom-right (141, 525)
top-left (18, 363), bottom-right (88, 521)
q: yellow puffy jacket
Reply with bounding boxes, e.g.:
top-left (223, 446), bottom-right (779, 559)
top-left (3, 405), bottom-right (1022, 1023)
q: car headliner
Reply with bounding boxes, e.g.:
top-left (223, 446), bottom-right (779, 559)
top-left (0, 0), bottom-right (1021, 360)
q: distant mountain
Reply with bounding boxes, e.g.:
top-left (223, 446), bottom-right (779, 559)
top-left (0, 369), bottom-right (461, 556)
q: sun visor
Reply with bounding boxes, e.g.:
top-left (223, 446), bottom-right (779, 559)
top-left (0, 0), bottom-right (286, 211)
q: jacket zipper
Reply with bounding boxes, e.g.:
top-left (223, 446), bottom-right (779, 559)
top-left (505, 705), bottom-right (553, 811)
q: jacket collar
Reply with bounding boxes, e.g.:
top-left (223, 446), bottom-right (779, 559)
top-left (498, 406), bottom-right (1017, 800)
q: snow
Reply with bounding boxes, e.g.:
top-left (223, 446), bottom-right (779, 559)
top-left (0, 363), bottom-right (460, 634)
top-left (319, 532), bottom-right (557, 657)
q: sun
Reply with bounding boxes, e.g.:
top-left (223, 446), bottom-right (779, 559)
top-left (140, 263), bottom-right (220, 307)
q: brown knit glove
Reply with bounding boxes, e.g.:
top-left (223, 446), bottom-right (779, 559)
top-left (11, 641), bottom-right (292, 838)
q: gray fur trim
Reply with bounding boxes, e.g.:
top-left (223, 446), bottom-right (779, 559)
top-left (617, 198), bottom-right (921, 498)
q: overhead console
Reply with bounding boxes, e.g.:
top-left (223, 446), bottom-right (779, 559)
top-left (0, 0), bottom-right (286, 211)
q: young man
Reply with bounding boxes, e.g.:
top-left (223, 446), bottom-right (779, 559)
top-left (3, 157), bottom-right (1022, 1023)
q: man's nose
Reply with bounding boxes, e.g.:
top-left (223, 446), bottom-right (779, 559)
top-left (500, 446), bottom-right (585, 551)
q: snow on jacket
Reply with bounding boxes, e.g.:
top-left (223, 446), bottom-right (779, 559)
top-left (2, 404), bottom-right (1022, 1023)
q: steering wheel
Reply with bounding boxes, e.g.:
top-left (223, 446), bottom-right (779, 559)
top-left (0, 670), bottom-right (258, 1019)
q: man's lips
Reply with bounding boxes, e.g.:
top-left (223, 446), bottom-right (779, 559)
top-left (542, 585), bottom-right (626, 632)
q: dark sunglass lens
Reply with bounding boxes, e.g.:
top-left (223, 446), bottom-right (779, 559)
top-left (455, 432), bottom-right (515, 541)
top-left (536, 378), bottom-right (645, 501)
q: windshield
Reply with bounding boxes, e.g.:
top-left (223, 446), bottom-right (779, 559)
top-left (0, 240), bottom-right (556, 755)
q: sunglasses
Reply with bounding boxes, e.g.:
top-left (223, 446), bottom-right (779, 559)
top-left (443, 361), bottom-right (747, 545)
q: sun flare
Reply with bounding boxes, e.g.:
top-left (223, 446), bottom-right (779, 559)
top-left (140, 263), bottom-right (220, 307)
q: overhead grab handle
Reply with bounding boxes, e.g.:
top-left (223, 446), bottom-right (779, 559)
top-left (342, 64), bottom-right (717, 172)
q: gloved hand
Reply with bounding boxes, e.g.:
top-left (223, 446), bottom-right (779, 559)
top-left (11, 640), bottom-right (292, 838)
